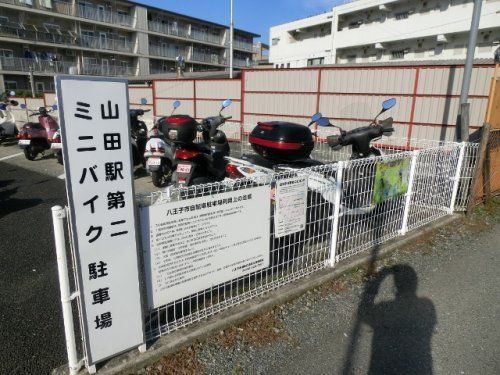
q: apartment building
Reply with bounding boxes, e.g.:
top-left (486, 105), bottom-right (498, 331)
top-left (269, 0), bottom-right (500, 68)
top-left (0, 0), bottom-right (258, 93)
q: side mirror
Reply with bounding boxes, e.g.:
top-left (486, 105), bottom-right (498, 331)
top-left (311, 112), bottom-right (322, 123)
top-left (140, 98), bottom-right (148, 105)
top-left (222, 99), bottom-right (232, 109)
top-left (52, 104), bottom-right (58, 111)
top-left (316, 117), bottom-right (331, 127)
top-left (381, 98), bottom-right (396, 112)
top-left (9, 91), bottom-right (15, 97)
top-left (173, 100), bottom-right (181, 109)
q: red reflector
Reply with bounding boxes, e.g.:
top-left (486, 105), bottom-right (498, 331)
top-left (175, 148), bottom-right (201, 160)
top-left (225, 163), bottom-right (244, 178)
top-left (167, 116), bottom-right (192, 125)
top-left (249, 136), bottom-right (303, 150)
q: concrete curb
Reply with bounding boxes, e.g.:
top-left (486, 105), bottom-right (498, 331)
top-left (53, 214), bottom-right (460, 375)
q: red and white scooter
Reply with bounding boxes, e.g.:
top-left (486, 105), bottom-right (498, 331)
top-left (17, 104), bottom-right (63, 164)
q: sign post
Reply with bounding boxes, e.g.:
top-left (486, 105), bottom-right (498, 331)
top-left (55, 76), bottom-right (145, 368)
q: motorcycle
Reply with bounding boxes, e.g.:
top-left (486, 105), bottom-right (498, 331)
top-left (143, 101), bottom-right (179, 187)
top-left (224, 99), bottom-right (396, 266)
top-left (17, 105), bottom-right (63, 164)
top-left (129, 108), bottom-right (149, 168)
top-left (0, 91), bottom-right (20, 142)
top-left (169, 99), bottom-right (233, 187)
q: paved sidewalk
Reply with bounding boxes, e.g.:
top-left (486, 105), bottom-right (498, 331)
top-left (147, 202), bottom-right (500, 375)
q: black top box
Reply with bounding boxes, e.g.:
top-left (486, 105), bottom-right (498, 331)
top-left (249, 121), bottom-right (315, 161)
top-left (158, 115), bottom-right (198, 144)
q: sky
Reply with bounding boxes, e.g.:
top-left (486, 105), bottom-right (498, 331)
top-left (140, 0), bottom-right (342, 44)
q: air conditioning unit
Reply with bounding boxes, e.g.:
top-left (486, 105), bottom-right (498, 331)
top-left (437, 34), bottom-right (447, 43)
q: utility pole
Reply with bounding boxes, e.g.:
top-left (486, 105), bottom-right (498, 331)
top-left (229, 0), bottom-right (234, 79)
top-left (457, 0), bottom-right (482, 141)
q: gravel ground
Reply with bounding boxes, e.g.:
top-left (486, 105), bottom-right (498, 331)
top-left (145, 200), bottom-right (500, 375)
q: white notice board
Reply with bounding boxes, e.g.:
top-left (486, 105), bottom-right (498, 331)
top-left (274, 176), bottom-right (308, 238)
top-left (56, 76), bottom-right (144, 366)
top-left (140, 185), bottom-right (271, 309)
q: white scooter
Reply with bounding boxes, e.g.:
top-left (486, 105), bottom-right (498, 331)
top-left (143, 101), bottom-right (179, 187)
top-left (0, 91), bottom-right (20, 142)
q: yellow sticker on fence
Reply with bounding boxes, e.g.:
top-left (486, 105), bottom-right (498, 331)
top-left (372, 158), bottom-right (411, 205)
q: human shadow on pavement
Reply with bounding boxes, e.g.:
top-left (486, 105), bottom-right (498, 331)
top-left (347, 264), bottom-right (436, 375)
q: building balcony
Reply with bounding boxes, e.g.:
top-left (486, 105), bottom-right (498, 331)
top-left (191, 51), bottom-right (222, 65)
top-left (0, 0), bottom-right (135, 27)
top-left (149, 44), bottom-right (187, 59)
top-left (228, 39), bottom-right (253, 52)
top-left (75, 3), bottom-right (135, 27)
top-left (148, 20), bottom-right (223, 46)
top-left (148, 21), bottom-right (190, 39)
top-left (0, 24), bottom-right (134, 54)
top-left (0, 56), bottom-right (75, 74)
top-left (81, 63), bottom-right (136, 76)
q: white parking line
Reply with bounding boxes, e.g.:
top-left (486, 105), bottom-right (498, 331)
top-left (57, 173), bottom-right (65, 180)
top-left (0, 152), bottom-right (23, 161)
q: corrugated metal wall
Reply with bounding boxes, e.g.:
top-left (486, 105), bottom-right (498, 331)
top-left (153, 79), bottom-right (242, 140)
top-left (33, 64), bottom-right (493, 148)
top-left (241, 64), bottom-right (493, 147)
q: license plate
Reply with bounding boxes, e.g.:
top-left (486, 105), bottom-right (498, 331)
top-left (51, 143), bottom-right (62, 149)
top-left (147, 157), bottom-right (161, 166)
top-left (19, 139), bottom-right (30, 145)
top-left (177, 164), bottom-right (192, 173)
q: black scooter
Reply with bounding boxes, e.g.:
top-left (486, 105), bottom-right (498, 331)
top-left (129, 108), bottom-right (149, 168)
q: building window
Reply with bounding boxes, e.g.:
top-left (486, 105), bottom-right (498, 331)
top-left (5, 81), bottom-right (17, 90)
top-left (395, 11), bottom-right (410, 20)
top-left (391, 50), bottom-right (406, 59)
top-left (287, 63), bottom-right (290, 68)
top-left (35, 82), bottom-right (45, 93)
top-left (271, 38), bottom-right (280, 46)
top-left (280, 63), bottom-right (284, 68)
top-left (307, 57), bottom-right (324, 66)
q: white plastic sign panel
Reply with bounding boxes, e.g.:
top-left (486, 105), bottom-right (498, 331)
top-left (56, 76), bottom-right (144, 366)
top-left (140, 185), bottom-right (271, 309)
top-left (274, 176), bottom-right (308, 238)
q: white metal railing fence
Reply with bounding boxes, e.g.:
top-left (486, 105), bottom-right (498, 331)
top-left (55, 139), bottom-right (477, 372)
top-left (134, 142), bottom-right (466, 340)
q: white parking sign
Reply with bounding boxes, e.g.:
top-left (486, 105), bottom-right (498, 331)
top-left (56, 76), bottom-right (144, 366)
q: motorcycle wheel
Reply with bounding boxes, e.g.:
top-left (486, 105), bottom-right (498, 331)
top-left (56, 151), bottom-right (63, 165)
top-left (151, 171), bottom-right (163, 187)
top-left (23, 146), bottom-right (37, 161)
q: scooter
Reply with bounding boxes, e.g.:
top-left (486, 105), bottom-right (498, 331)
top-left (143, 101), bottom-right (179, 187)
top-left (129, 108), bottom-right (149, 168)
top-left (169, 99), bottom-right (232, 187)
top-left (224, 99), bottom-right (397, 215)
top-left (0, 91), bottom-right (19, 142)
top-left (17, 105), bottom-right (62, 163)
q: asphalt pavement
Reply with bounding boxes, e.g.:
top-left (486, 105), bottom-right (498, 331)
top-left (0, 160), bottom-right (67, 374)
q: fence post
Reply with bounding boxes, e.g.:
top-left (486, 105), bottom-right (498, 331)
top-left (400, 150), bottom-right (419, 235)
top-left (328, 161), bottom-right (344, 267)
top-left (449, 142), bottom-right (466, 214)
top-left (466, 123), bottom-right (491, 214)
top-left (52, 206), bottom-right (80, 375)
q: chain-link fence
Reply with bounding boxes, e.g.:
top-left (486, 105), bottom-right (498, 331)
top-left (136, 141), bottom-right (466, 341)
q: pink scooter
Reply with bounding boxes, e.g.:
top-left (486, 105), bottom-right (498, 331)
top-left (17, 105), bottom-right (62, 164)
